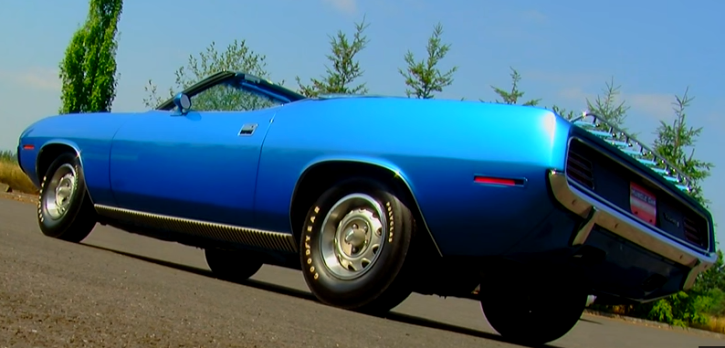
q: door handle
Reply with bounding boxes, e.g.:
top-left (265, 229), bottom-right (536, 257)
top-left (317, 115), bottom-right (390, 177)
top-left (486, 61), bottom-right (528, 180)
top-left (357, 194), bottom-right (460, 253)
top-left (239, 123), bottom-right (258, 136)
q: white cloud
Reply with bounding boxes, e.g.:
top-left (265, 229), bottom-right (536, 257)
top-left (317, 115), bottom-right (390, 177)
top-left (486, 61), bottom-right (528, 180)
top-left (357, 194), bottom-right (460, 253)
top-left (322, 0), bottom-right (357, 15)
top-left (0, 67), bottom-right (61, 91)
top-left (626, 93), bottom-right (675, 121)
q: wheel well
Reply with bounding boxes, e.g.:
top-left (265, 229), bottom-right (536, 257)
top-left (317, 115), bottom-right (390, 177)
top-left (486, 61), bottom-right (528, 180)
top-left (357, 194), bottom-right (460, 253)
top-left (289, 161), bottom-right (441, 257)
top-left (36, 144), bottom-right (78, 180)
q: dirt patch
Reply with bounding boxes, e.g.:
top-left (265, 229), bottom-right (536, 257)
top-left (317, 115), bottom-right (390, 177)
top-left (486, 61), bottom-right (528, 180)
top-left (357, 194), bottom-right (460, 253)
top-left (0, 161), bottom-right (37, 195)
top-left (0, 190), bottom-right (36, 204)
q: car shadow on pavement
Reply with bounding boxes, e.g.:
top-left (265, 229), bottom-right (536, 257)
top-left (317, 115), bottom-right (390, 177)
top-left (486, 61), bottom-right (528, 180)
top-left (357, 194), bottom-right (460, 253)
top-left (82, 244), bottom-right (319, 302)
top-left (384, 312), bottom-right (565, 348)
top-left (84, 244), bottom-right (565, 348)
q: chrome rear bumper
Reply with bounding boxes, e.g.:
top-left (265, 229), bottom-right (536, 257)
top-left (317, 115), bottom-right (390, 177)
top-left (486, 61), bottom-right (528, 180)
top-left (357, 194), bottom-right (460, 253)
top-left (548, 170), bottom-right (717, 290)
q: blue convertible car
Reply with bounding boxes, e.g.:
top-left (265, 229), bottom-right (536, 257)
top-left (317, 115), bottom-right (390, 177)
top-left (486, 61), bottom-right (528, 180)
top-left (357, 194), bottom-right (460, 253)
top-left (16, 71), bottom-right (717, 344)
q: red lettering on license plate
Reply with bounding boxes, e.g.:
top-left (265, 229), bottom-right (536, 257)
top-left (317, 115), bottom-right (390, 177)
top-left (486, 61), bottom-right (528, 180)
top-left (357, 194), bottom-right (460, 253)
top-left (630, 182), bottom-right (657, 226)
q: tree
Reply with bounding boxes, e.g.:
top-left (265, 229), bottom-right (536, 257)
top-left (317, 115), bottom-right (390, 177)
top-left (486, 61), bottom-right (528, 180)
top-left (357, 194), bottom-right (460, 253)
top-left (142, 40), bottom-right (270, 110)
top-left (489, 67), bottom-right (540, 106)
top-left (58, 0), bottom-right (123, 114)
top-left (651, 88), bottom-right (714, 206)
top-left (296, 18), bottom-right (370, 97)
top-left (398, 23), bottom-right (458, 99)
top-left (550, 105), bottom-right (578, 120)
top-left (695, 250), bottom-right (725, 294)
top-left (647, 89), bottom-right (717, 325)
top-left (586, 77), bottom-right (629, 128)
top-left (596, 88), bottom-right (720, 327)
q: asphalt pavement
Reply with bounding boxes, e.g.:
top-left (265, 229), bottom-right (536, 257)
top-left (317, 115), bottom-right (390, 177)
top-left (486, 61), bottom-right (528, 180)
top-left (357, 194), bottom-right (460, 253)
top-left (0, 197), bottom-right (722, 348)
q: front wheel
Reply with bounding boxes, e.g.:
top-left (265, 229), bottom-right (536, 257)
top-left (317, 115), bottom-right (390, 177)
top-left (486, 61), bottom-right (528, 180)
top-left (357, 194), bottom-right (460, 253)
top-left (480, 280), bottom-right (587, 345)
top-left (299, 179), bottom-right (417, 315)
top-left (38, 153), bottom-right (97, 243)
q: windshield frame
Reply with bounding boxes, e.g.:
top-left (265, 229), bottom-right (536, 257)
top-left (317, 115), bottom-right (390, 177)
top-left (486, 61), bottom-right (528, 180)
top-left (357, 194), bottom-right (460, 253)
top-left (155, 71), bottom-right (306, 111)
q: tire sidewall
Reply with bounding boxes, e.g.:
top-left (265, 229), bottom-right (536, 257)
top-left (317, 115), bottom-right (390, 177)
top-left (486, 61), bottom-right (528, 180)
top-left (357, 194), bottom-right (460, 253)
top-left (38, 153), bottom-right (89, 237)
top-left (300, 179), bottom-right (412, 306)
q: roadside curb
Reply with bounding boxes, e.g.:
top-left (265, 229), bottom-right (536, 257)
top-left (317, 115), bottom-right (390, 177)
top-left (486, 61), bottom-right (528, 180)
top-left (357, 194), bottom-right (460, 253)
top-left (584, 309), bottom-right (725, 339)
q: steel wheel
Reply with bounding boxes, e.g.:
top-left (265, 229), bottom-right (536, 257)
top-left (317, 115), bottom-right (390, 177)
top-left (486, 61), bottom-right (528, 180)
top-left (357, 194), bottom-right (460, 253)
top-left (300, 179), bottom-right (418, 315)
top-left (42, 163), bottom-right (77, 220)
top-left (319, 193), bottom-right (386, 280)
top-left (37, 153), bottom-right (97, 243)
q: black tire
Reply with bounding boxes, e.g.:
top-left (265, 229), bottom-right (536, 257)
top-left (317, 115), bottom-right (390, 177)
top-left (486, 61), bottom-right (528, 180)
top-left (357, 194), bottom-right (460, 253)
top-left (37, 153), bottom-right (97, 243)
top-left (205, 248), bottom-right (264, 282)
top-left (480, 280), bottom-right (587, 345)
top-left (300, 178), bottom-right (417, 315)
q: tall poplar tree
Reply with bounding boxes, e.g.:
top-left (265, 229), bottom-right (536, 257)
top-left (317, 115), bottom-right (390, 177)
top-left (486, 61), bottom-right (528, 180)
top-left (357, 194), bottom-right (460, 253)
top-left (58, 0), bottom-right (124, 114)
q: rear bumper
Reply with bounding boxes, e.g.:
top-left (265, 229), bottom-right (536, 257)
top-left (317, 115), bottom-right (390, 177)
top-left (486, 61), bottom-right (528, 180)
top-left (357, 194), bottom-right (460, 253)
top-left (548, 169), bottom-right (717, 290)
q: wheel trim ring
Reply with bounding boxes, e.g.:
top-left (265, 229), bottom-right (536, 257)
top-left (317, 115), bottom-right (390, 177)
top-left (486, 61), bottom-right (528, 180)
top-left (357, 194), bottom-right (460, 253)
top-left (318, 193), bottom-right (387, 280)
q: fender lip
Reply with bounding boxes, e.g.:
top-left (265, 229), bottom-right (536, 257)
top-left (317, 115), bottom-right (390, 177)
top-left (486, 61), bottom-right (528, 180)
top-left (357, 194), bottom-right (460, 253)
top-left (289, 157), bottom-right (443, 257)
top-left (547, 169), bottom-right (717, 290)
top-left (34, 141), bottom-right (95, 207)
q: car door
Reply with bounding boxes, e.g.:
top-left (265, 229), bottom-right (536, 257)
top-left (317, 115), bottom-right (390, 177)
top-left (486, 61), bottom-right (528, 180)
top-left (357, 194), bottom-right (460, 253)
top-left (108, 104), bottom-right (279, 228)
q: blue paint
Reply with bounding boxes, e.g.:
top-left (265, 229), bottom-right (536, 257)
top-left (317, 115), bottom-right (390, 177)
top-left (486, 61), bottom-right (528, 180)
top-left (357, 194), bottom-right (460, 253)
top-left (16, 72), bottom-right (716, 303)
top-left (254, 98), bottom-right (572, 256)
top-left (18, 112), bottom-right (132, 206)
top-left (109, 108), bottom-right (277, 226)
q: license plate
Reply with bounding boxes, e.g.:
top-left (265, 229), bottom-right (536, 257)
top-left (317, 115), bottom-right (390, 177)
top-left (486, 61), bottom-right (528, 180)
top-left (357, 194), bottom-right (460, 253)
top-left (630, 183), bottom-right (657, 226)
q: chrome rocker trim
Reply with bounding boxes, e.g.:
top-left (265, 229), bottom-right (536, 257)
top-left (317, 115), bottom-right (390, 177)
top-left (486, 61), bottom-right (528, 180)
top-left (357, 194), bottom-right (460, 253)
top-left (548, 170), bottom-right (717, 290)
top-left (94, 205), bottom-right (298, 253)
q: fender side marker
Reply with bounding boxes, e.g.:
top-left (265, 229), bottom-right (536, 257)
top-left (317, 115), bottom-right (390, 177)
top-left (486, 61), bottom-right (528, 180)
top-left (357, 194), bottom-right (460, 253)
top-left (473, 175), bottom-right (526, 187)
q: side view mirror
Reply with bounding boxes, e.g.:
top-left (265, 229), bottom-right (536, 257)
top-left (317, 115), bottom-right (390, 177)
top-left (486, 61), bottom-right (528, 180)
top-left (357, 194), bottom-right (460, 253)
top-left (172, 93), bottom-right (192, 115)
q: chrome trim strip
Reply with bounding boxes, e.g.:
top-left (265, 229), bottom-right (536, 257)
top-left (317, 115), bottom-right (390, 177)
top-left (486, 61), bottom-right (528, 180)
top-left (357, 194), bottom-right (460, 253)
top-left (94, 205), bottom-right (297, 253)
top-left (548, 170), bottom-right (716, 290)
top-left (565, 137), bottom-right (711, 251)
top-left (571, 206), bottom-right (599, 246)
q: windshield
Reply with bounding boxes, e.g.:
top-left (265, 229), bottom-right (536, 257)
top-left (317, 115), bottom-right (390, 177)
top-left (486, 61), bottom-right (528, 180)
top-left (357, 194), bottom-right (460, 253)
top-left (190, 79), bottom-right (283, 112)
top-left (155, 71), bottom-right (306, 111)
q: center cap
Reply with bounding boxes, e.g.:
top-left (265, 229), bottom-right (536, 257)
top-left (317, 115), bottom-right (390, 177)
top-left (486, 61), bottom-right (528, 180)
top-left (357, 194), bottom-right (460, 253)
top-left (344, 227), bottom-right (366, 248)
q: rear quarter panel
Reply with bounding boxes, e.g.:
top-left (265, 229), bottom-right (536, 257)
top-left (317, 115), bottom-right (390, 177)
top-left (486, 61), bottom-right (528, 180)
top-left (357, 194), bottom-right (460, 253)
top-left (254, 97), bottom-right (573, 257)
top-left (18, 112), bottom-right (133, 206)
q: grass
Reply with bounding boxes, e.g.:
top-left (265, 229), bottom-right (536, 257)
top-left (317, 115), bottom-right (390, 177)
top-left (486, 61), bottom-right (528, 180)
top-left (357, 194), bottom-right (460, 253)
top-left (0, 150), bottom-right (38, 194)
top-left (698, 315), bottom-right (725, 334)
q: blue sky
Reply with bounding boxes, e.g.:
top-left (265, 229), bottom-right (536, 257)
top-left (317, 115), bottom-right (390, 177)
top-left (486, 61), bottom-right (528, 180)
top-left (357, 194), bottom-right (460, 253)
top-left (0, 0), bottom-right (723, 242)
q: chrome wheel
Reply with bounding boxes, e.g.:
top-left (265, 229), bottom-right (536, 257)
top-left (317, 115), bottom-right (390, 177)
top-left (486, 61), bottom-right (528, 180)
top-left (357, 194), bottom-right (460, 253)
top-left (42, 163), bottom-right (77, 220)
top-left (319, 193), bottom-right (386, 280)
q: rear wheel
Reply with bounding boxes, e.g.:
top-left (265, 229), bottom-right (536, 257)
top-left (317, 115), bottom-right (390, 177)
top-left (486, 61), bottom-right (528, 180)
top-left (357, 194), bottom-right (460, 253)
top-left (205, 248), bottom-right (264, 282)
top-left (480, 278), bottom-right (587, 345)
top-left (37, 153), bottom-right (97, 243)
top-left (299, 178), bottom-right (417, 315)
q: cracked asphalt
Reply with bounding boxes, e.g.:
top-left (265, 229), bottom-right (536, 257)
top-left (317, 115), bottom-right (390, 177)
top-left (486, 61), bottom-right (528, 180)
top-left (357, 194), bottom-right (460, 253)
top-left (0, 197), bottom-right (723, 348)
